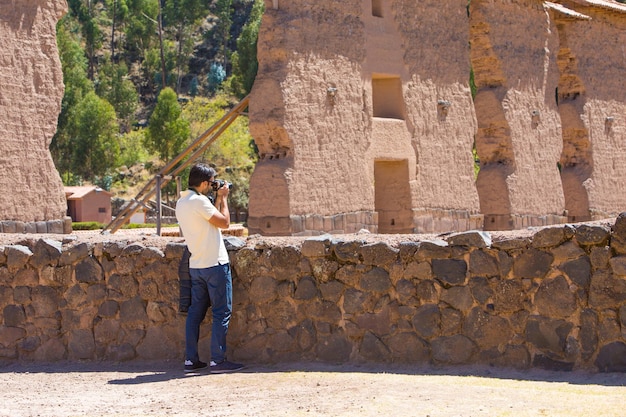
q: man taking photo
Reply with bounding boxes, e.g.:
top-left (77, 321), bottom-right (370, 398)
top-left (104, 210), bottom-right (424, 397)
top-left (176, 163), bottom-right (244, 373)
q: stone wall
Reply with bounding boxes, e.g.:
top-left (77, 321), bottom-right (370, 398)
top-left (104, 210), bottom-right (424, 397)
top-left (0, 0), bottom-right (68, 227)
top-left (2, 216), bottom-right (626, 372)
top-left (248, 0), bottom-right (626, 236)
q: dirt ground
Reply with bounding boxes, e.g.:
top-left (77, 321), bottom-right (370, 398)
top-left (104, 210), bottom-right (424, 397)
top-left (0, 361), bottom-right (624, 417)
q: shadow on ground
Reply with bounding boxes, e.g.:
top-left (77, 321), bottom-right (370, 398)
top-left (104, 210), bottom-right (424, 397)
top-left (1, 360), bottom-right (623, 387)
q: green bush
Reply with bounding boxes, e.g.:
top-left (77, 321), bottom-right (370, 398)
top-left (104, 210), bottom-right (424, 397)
top-left (72, 222), bottom-right (104, 230)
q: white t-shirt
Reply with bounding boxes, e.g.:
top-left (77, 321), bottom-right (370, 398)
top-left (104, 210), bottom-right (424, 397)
top-left (175, 189), bottom-right (229, 268)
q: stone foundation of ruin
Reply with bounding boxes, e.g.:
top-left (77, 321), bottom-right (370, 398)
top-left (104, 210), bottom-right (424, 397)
top-left (2, 216), bottom-right (626, 372)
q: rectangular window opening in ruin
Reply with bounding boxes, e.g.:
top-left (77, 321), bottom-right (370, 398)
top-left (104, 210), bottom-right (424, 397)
top-left (374, 160), bottom-right (413, 234)
top-left (372, 74), bottom-right (405, 120)
top-left (272, 0), bottom-right (278, 10)
top-left (372, 0), bottom-right (383, 17)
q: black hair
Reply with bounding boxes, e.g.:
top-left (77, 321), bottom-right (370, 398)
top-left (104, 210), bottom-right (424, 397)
top-left (188, 163), bottom-right (216, 187)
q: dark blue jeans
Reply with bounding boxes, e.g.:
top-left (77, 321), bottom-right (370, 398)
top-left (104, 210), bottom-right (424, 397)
top-left (185, 263), bottom-right (232, 363)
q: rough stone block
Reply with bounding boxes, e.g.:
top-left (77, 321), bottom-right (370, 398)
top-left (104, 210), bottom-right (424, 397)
top-left (24, 223), bottom-right (37, 234)
top-left (463, 307), bottom-right (513, 349)
top-left (595, 342), bottom-right (626, 372)
top-left (589, 270), bottom-right (626, 309)
top-left (432, 258), bottom-right (467, 286)
top-left (360, 242), bottom-right (398, 266)
top-left (75, 257), bottom-right (103, 283)
top-left (301, 235), bottom-right (332, 257)
top-left (469, 249), bottom-right (499, 277)
top-left (431, 335), bottom-right (476, 364)
top-left (512, 248), bottom-right (553, 279)
top-left (447, 230), bottom-right (492, 248)
top-left (412, 304), bottom-right (440, 338)
top-left (441, 286), bottom-right (473, 312)
top-left (576, 224), bottom-right (611, 247)
top-left (534, 276), bottom-right (577, 318)
top-left (525, 316), bottom-right (573, 357)
top-left (531, 226), bottom-right (567, 248)
top-left (560, 256), bottom-right (592, 288)
top-left (360, 267), bottom-right (391, 292)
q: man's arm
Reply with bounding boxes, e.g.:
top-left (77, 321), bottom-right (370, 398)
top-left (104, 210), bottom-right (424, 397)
top-left (208, 186), bottom-right (230, 229)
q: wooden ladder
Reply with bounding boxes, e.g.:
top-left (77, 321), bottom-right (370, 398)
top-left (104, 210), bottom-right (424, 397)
top-left (101, 95), bottom-right (250, 235)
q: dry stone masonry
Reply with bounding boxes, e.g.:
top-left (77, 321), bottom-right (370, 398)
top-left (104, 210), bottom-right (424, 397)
top-left (2, 216), bottom-right (626, 372)
top-left (248, 0), bottom-right (626, 236)
top-left (0, 1), bottom-right (70, 233)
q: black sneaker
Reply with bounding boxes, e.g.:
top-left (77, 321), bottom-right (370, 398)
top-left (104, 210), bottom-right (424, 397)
top-left (184, 360), bottom-right (208, 373)
top-left (209, 360), bottom-right (245, 373)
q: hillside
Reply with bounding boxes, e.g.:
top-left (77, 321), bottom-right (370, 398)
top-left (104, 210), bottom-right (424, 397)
top-left (54, 0), bottom-right (263, 215)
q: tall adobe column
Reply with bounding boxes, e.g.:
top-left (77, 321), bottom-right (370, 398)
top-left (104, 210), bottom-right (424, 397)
top-left (470, 0), bottom-right (567, 230)
top-left (248, 0), bottom-right (373, 236)
top-left (0, 1), bottom-right (70, 233)
top-left (553, 0), bottom-right (626, 221)
top-left (394, 0), bottom-right (482, 233)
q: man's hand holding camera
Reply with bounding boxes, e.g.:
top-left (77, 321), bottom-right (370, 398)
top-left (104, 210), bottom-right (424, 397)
top-left (211, 178), bottom-right (231, 229)
top-left (211, 179), bottom-right (232, 196)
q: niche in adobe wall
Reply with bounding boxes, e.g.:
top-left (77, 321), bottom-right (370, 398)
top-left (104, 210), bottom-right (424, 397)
top-left (372, 74), bottom-right (405, 120)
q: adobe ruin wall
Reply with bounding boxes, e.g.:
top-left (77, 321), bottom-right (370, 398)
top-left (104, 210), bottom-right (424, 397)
top-left (1, 216), bottom-right (626, 372)
top-left (248, 0), bottom-right (626, 236)
top-left (0, 0), bottom-right (70, 233)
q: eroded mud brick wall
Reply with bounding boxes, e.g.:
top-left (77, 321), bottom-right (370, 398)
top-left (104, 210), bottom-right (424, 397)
top-left (470, 0), bottom-right (567, 231)
top-left (248, 0), bottom-right (626, 237)
top-left (0, 1), bottom-right (69, 233)
top-left (551, 0), bottom-right (626, 222)
top-left (2, 218), bottom-right (626, 372)
top-left (248, 0), bottom-right (482, 236)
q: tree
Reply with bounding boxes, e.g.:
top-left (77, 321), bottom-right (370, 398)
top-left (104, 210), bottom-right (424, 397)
top-left (163, 0), bottom-right (208, 93)
top-left (124, 0), bottom-right (159, 61)
top-left (213, 0), bottom-right (233, 68)
top-left (104, 0), bottom-right (129, 60)
top-left (143, 87), bottom-right (190, 162)
top-left (72, 91), bottom-right (121, 180)
top-left (229, 0), bottom-right (263, 97)
top-left (52, 16), bottom-right (95, 183)
top-left (182, 94), bottom-right (257, 219)
top-left (66, 0), bottom-right (103, 79)
top-left (96, 57), bottom-right (139, 130)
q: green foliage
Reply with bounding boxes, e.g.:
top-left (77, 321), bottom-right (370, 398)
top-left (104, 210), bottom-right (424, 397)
top-left (118, 129), bottom-right (151, 168)
top-left (53, 16), bottom-right (94, 181)
top-left (55, 15), bottom-right (119, 184)
top-left (67, 0), bottom-right (103, 78)
top-left (123, 0), bottom-right (159, 60)
top-left (143, 40), bottom-right (178, 91)
top-left (72, 91), bottom-right (121, 179)
top-left (472, 141), bottom-right (480, 180)
top-left (143, 87), bottom-right (190, 162)
top-left (207, 63), bottom-right (227, 94)
top-left (72, 221), bottom-right (104, 230)
top-left (96, 57), bottom-right (139, 128)
top-left (213, 0), bottom-right (233, 66)
top-left (229, 0), bottom-right (263, 97)
top-left (182, 94), bottom-right (258, 213)
top-left (163, 0), bottom-right (209, 92)
top-left (54, 0), bottom-right (262, 211)
top-left (93, 174), bottom-right (114, 191)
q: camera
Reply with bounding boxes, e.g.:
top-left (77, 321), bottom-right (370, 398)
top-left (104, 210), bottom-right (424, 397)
top-left (211, 179), bottom-right (232, 191)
